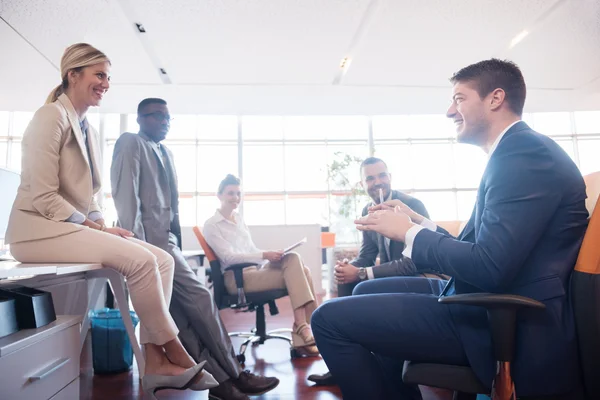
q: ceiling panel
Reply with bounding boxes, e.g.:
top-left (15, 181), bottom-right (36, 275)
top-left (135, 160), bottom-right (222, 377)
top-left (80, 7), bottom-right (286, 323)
top-left (0, 0), bottom-right (599, 113)
top-left (343, 0), bottom-right (557, 87)
top-left (0, 18), bottom-right (57, 110)
top-left (0, 0), bottom-right (162, 84)
top-left (126, 0), bottom-right (371, 84)
top-left (507, 0), bottom-right (600, 90)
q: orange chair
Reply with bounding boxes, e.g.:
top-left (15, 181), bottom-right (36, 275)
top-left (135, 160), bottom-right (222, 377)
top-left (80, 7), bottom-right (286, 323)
top-left (192, 226), bottom-right (294, 363)
top-left (402, 172), bottom-right (600, 400)
top-left (583, 171), bottom-right (600, 218)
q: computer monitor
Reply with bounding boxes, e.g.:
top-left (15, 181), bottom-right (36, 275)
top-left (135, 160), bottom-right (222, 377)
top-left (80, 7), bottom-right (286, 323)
top-left (0, 167), bottom-right (20, 241)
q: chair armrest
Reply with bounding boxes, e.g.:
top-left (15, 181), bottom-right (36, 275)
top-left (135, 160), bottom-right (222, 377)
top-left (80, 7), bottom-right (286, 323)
top-left (225, 262), bottom-right (259, 271)
top-left (438, 293), bottom-right (545, 362)
top-left (225, 263), bottom-right (259, 288)
top-left (438, 293), bottom-right (545, 309)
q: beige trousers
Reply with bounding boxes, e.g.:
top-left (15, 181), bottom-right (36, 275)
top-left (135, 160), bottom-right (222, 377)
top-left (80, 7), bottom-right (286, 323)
top-left (10, 228), bottom-right (179, 345)
top-left (224, 252), bottom-right (317, 322)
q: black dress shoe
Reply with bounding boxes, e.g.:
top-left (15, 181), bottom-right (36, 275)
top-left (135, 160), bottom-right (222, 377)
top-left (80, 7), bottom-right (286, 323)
top-left (234, 370), bottom-right (280, 395)
top-left (307, 371), bottom-right (336, 386)
top-left (209, 379), bottom-right (250, 400)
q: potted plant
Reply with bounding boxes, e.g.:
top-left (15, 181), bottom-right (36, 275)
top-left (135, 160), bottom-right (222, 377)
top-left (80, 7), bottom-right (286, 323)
top-left (326, 151), bottom-right (369, 247)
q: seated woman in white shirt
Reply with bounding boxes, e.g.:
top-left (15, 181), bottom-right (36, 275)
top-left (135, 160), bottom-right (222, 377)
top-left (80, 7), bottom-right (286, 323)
top-left (203, 174), bottom-right (319, 357)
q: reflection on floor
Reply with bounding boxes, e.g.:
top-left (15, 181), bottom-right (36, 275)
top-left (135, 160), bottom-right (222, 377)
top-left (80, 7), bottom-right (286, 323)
top-left (82, 289), bottom-right (445, 399)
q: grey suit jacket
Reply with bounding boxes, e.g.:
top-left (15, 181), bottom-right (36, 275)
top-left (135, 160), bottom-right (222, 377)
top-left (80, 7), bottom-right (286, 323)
top-left (111, 132), bottom-right (181, 250)
top-left (350, 190), bottom-right (430, 277)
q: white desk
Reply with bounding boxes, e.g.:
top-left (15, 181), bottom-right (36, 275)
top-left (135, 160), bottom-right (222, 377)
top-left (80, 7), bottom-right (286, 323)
top-left (0, 262), bottom-right (105, 279)
top-left (0, 261), bottom-right (144, 376)
top-left (0, 261), bottom-right (58, 279)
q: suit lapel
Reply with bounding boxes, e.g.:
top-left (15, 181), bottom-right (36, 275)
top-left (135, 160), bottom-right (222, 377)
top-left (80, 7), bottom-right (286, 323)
top-left (139, 132), bottom-right (168, 176)
top-left (458, 203), bottom-right (476, 240)
top-left (162, 147), bottom-right (179, 191)
top-left (455, 122), bottom-right (527, 241)
top-left (139, 133), bottom-right (178, 213)
top-left (440, 123), bottom-right (530, 297)
top-left (149, 139), bottom-right (166, 169)
top-left (56, 94), bottom-right (90, 171)
top-left (458, 218), bottom-right (475, 241)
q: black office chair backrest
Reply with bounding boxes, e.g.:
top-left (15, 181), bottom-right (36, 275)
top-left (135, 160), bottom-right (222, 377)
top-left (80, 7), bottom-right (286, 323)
top-left (571, 176), bottom-right (600, 398)
top-left (208, 258), bottom-right (228, 309)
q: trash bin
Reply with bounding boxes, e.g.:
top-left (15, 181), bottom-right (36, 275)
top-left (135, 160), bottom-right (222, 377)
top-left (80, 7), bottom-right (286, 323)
top-left (90, 308), bottom-right (139, 374)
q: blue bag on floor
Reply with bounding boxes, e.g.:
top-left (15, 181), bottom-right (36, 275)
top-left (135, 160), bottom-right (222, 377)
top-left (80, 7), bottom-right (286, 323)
top-left (90, 308), bottom-right (139, 374)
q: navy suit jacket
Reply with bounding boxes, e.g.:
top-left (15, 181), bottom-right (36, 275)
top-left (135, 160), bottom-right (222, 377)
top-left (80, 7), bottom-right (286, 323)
top-left (411, 122), bottom-right (588, 396)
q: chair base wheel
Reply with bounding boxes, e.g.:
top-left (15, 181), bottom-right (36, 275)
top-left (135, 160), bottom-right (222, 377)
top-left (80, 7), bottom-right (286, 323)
top-left (236, 354), bottom-right (246, 364)
top-left (290, 348), bottom-right (299, 359)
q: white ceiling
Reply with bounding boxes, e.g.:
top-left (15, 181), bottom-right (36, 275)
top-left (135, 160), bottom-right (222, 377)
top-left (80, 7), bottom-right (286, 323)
top-left (1, 0), bottom-right (599, 114)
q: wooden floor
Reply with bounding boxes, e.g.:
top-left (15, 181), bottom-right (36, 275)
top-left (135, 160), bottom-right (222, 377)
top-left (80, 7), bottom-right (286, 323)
top-left (81, 291), bottom-right (446, 399)
top-left (81, 293), bottom-right (342, 400)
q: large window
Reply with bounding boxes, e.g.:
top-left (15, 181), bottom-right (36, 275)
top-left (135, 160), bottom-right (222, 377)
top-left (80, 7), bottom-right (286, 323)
top-left (241, 116), bottom-right (370, 234)
top-left (1, 110), bottom-right (599, 245)
top-left (0, 112), bottom-right (33, 172)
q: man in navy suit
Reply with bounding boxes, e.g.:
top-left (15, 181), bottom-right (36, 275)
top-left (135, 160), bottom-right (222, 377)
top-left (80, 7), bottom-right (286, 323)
top-left (311, 59), bottom-right (588, 400)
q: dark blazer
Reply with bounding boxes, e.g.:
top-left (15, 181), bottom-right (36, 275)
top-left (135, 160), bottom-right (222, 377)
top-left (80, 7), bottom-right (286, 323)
top-left (351, 190), bottom-right (430, 278)
top-left (412, 122), bottom-right (588, 396)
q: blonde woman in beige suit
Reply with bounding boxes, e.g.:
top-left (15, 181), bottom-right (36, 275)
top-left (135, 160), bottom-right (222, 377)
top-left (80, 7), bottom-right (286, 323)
top-left (4, 43), bottom-right (217, 398)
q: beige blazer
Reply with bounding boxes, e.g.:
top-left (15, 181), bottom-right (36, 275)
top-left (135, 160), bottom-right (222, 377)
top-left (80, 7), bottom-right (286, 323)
top-left (5, 94), bottom-right (102, 244)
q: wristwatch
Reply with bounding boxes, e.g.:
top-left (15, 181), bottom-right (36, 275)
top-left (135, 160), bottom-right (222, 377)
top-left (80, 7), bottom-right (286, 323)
top-left (358, 267), bottom-right (367, 281)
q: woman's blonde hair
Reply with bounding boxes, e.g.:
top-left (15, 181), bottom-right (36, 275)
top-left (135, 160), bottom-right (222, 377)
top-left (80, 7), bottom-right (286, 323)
top-left (45, 43), bottom-right (110, 104)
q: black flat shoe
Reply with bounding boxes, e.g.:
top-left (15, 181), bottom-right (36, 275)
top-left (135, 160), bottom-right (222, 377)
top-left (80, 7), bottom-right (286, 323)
top-left (307, 371), bottom-right (336, 386)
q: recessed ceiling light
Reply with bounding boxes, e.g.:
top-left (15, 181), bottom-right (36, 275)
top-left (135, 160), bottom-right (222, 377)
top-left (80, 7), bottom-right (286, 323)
top-left (340, 57), bottom-right (352, 70)
top-left (509, 30), bottom-right (529, 49)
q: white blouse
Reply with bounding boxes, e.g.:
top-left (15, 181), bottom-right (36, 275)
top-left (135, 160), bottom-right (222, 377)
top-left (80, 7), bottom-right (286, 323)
top-left (203, 210), bottom-right (266, 270)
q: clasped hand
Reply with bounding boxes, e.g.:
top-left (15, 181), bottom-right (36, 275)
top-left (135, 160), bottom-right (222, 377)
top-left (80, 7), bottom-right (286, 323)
top-left (334, 259), bottom-right (360, 285)
top-left (368, 199), bottom-right (424, 224)
top-left (354, 206), bottom-right (414, 242)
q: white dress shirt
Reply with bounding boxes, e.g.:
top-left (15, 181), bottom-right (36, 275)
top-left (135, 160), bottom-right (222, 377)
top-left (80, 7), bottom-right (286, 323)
top-left (402, 120), bottom-right (521, 259)
top-left (364, 191), bottom-right (393, 280)
top-left (203, 210), bottom-right (266, 270)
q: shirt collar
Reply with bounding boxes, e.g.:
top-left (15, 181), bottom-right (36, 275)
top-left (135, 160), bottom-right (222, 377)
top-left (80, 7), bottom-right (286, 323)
top-left (139, 130), bottom-right (160, 147)
top-left (488, 120), bottom-right (520, 158)
top-left (213, 209), bottom-right (237, 224)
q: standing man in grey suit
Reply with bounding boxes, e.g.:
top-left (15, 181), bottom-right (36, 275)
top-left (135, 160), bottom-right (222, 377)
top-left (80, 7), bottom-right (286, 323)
top-left (111, 98), bottom-right (279, 400)
top-left (334, 157), bottom-right (433, 297)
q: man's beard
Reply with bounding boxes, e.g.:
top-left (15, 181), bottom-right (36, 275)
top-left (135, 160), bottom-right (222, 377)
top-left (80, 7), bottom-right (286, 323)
top-left (369, 185), bottom-right (389, 203)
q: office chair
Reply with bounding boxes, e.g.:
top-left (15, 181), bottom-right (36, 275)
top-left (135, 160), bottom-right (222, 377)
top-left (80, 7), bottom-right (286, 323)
top-left (402, 172), bottom-right (600, 400)
top-left (192, 226), bottom-right (295, 363)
